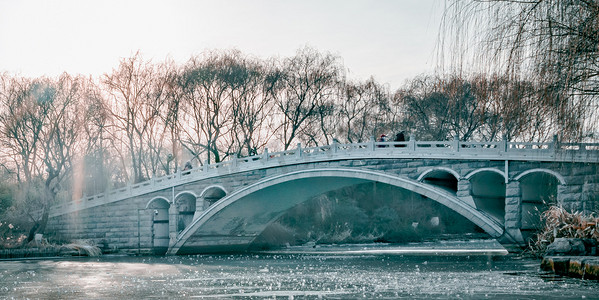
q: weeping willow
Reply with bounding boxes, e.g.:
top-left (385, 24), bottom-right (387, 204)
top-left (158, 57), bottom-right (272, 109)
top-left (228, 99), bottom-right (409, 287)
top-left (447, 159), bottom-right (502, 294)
top-left (440, 0), bottom-right (599, 141)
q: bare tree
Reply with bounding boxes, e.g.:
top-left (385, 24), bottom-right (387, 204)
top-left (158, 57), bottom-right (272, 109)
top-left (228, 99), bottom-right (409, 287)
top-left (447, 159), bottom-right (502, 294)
top-left (395, 75), bottom-right (487, 141)
top-left (272, 47), bottom-right (342, 149)
top-left (177, 51), bottom-right (239, 164)
top-left (0, 74), bottom-right (85, 241)
top-left (227, 56), bottom-right (277, 157)
top-left (162, 59), bottom-right (183, 174)
top-left (103, 53), bottom-right (170, 183)
top-left (79, 78), bottom-right (115, 194)
top-left (443, 0), bottom-right (599, 140)
top-left (337, 78), bottom-right (393, 143)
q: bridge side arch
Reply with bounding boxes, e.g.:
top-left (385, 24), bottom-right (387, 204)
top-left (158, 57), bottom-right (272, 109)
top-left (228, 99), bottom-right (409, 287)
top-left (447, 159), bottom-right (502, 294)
top-left (465, 168), bottom-right (506, 181)
top-left (513, 168), bottom-right (563, 241)
top-left (514, 168), bottom-right (566, 185)
top-left (168, 168), bottom-right (504, 255)
top-left (200, 185), bottom-right (228, 198)
top-left (174, 191), bottom-right (198, 232)
top-left (144, 196), bottom-right (170, 254)
top-left (466, 169), bottom-right (506, 224)
top-left (417, 167), bottom-right (461, 182)
top-left (146, 196), bottom-right (171, 208)
top-left (199, 185), bottom-right (228, 209)
top-left (417, 167), bottom-right (460, 193)
top-left (175, 191), bottom-right (198, 201)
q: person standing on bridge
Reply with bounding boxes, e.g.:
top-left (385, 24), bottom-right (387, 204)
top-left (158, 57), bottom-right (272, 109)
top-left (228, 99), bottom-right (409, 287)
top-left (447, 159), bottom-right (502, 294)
top-left (394, 131), bottom-right (406, 147)
top-left (377, 134), bottom-right (388, 148)
top-left (183, 161), bottom-right (192, 171)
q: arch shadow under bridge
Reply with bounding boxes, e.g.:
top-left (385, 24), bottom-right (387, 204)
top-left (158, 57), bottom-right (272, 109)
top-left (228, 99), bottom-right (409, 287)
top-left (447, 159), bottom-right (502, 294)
top-left (168, 168), bottom-right (505, 255)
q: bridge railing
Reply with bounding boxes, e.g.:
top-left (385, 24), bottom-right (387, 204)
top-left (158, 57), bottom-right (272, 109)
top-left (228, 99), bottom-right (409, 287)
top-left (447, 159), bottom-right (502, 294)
top-left (51, 138), bottom-right (599, 216)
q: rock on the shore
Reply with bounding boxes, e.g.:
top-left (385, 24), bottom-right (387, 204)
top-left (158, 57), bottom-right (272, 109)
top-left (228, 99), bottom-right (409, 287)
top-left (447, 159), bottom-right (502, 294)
top-left (545, 238), bottom-right (598, 256)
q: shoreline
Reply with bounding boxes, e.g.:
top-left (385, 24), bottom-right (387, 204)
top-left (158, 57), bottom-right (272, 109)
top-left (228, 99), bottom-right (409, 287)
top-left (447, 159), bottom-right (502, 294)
top-left (541, 256), bottom-right (599, 280)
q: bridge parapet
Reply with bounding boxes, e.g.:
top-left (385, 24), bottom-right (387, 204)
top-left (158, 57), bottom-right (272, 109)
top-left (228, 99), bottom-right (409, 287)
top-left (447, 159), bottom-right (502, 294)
top-left (50, 139), bottom-right (599, 217)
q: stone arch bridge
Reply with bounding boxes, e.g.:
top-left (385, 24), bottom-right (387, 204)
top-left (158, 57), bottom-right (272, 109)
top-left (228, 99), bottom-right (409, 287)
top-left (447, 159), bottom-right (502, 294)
top-left (47, 138), bottom-right (599, 255)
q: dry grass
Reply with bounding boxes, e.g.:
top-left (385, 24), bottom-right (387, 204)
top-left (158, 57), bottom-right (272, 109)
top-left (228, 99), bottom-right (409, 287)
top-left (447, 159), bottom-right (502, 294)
top-left (530, 206), bottom-right (599, 255)
top-left (59, 240), bottom-right (102, 257)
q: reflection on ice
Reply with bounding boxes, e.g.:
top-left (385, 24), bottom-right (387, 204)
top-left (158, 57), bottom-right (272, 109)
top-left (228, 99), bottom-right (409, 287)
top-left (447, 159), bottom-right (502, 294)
top-left (260, 239), bottom-right (509, 256)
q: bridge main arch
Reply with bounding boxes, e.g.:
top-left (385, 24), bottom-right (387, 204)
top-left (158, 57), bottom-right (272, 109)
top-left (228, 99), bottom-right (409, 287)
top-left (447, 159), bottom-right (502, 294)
top-left (168, 168), bottom-right (504, 255)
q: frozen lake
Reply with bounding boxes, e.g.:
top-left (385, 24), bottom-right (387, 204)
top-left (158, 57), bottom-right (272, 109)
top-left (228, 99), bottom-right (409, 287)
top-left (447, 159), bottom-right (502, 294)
top-left (1, 241), bottom-right (598, 299)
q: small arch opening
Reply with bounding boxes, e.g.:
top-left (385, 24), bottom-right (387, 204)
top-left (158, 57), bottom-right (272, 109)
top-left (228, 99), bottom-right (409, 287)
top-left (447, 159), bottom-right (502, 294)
top-left (202, 186), bottom-right (227, 208)
top-left (176, 193), bottom-right (197, 233)
top-left (519, 171), bottom-right (559, 241)
top-left (420, 170), bottom-right (458, 194)
top-left (470, 171), bottom-right (506, 224)
top-left (147, 198), bottom-right (170, 255)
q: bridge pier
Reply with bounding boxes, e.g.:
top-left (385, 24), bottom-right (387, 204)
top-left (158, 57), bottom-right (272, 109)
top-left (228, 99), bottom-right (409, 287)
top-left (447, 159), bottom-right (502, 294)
top-left (192, 195), bottom-right (204, 220)
top-left (504, 181), bottom-right (524, 245)
top-left (168, 204), bottom-right (178, 248)
top-left (456, 179), bottom-right (476, 208)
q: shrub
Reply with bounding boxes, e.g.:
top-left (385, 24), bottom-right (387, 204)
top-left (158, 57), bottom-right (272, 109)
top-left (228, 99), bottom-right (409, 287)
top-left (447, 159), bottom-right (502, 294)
top-left (530, 206), bottom-right (599, 255)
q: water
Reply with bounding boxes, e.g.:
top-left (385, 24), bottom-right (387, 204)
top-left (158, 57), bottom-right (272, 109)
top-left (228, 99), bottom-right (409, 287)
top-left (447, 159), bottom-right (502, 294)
top-left (1, 242), bottom-right (598, 299)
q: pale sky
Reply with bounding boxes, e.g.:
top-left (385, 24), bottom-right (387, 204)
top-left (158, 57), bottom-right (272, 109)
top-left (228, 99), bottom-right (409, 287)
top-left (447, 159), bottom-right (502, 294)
top-left (0, 0), bottom-right (444, 90)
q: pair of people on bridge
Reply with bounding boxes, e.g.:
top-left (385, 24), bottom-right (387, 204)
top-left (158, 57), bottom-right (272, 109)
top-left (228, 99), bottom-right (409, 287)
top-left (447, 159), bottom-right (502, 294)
top-left (377, 131), bottom-right (406, 147)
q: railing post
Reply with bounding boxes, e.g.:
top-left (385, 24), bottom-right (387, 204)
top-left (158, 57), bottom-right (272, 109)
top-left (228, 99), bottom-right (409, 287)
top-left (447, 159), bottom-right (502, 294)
top-left (409, 133), bottom-right (415, 151)
top-left (500, 135), bottom-right (507, 154)
top-left (263, 148), bottom-right (269, 162)
top-left (296, 143), bottom-right (302, 158)
top-left (232, 155), bottom-right (238, 168)
top-left (369, 136), bottom-right (375, 151)
top-left (203, 159), bottom-right (209, 172)
top-left (551, 134), bottom-right (559, 151)
top-left (453, 135), bottom-right (460, 152)
top-left (332, 139), bottom-right (338, 153)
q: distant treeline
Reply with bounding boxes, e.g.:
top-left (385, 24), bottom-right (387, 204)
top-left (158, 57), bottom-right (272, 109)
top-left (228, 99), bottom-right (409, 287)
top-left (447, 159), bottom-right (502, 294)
top-left (0, 46), bottom-right (593, 244)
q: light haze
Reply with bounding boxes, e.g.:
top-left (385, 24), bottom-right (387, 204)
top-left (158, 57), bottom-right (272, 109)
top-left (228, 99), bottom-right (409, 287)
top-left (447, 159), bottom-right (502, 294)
top-left (0, 0), bottom-right (443, 90)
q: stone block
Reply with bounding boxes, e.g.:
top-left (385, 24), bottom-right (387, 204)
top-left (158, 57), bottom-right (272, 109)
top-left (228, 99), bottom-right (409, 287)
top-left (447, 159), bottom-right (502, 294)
top-left (505, 197), bottom-right (520, 206)
top-left (456, 190), bottom-right (470, 198)
top-left (457, 182), bottom-right (471, 191)
top-left (504, 220), bottom-right (520, 229)
top-left (367, 160), bottom-right (382, 166)
top-left (505, 187), bottom-right (520, 197)
top-left (567, 175), bottom-right (586, 185)
top-left (583, 258), bottom-right (599, 280)
top-left (582, 183), bottom-right (599, 192)
top-left (545, 238), bottom-right (587, 256)
top-left (583, 174), bottom-right (599, 184)
top-left (423, 160), bottom-right (441, 166)
top-left (572, 165), bottom-right (593, 176)
top-left (542, 256), bottom-right (571, 275)
top-left (407, 161), bottom-right (424, 168)
top-left (557, 193), bottom-right (579, 203)
top-left (400, 168), bottom-right (417, 175)
top-left (566, 185), bottom-right (583, 194)
top-left (392, 163), bottom-right (408, 169)
top-left (351, 161), bottom-right (367, 167)
top-left (568, 258), bottom-right (585, 278)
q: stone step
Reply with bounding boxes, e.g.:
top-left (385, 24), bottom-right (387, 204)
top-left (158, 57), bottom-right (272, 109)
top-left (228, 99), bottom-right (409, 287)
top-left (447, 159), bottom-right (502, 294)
top-left (541, 256), bottom-right (599, 280)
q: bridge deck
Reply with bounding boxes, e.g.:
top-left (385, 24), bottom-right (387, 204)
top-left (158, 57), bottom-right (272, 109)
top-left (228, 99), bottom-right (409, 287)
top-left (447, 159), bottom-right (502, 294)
top-left (50, 139), bottom-right (599, 217)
